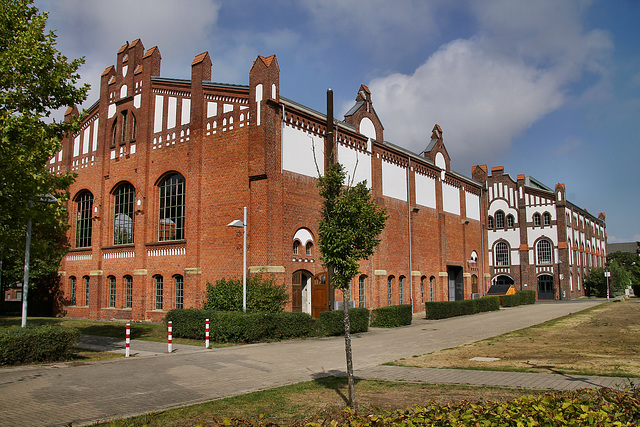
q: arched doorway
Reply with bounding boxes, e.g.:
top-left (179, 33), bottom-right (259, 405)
top-left (291, 270), bottom-right (312, 314)
top-left (537, 274), bottom-right (554, 300)
top-left (494, 275), bottom-right (514, 287)
top-left (311, 272), bottom-right (330, 318)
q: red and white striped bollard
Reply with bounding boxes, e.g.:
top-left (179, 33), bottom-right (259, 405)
top-left (205, 318), bottom-right (210, 349)
top-left (125, 323), bottom-right (130, 358)
top-left (168, 321), bottom-right (173, 353)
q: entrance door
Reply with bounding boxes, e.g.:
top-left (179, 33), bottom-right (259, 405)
top-left (448, 266), bottom-right (464, 301)
top-left (311, 272), bottom-right (329, 318)
top-left (537, 274), bottom-right (554, 300)
top-left (292, 271), bottom-right (303, 312)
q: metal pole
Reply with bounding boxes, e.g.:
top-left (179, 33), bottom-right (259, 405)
top-left (242, 206), bottom-right (247, 313)
top-left (605, 271), bottom-right (610, 301)
top-left (21, 200), bottom-right (33, 328)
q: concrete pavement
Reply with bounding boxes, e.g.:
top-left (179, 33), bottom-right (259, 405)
top-left (0, 300), bottom-right (629, 426)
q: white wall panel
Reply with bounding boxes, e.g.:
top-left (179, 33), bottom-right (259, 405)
top-left (415, 173), bottom-right (436, 209)
top-left (381, 161), bottom-right (407, 201)
top-left (442, 182), bottom-right (460, 215)
top-left (154, 95), bottom-right (163, 133)
top-left (338, 144), bottom-right (371, 188)
top-left (465, 191), bottom-right (480, 221)
top-left (282, 124), bottom-right (323, 177)
top-left (167, 97), bottom-right (177, 129)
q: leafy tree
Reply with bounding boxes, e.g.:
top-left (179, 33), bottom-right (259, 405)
top-left (584, 267), bottom-right (606, 297)
top-left (608, 250), bottom-right (640, 287)
top-left (317, 161), bottom-right (388, 408)
top-left (204, 274), bottom-right (288, 313)
top-left (608, 259), bottom-right (630, 296)
top-left (0, 0), bottom-right (88, 306)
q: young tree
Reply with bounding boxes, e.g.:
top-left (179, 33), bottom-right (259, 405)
top-left (0, 1), bottom-right (88, 303)
top-left (317, 161), bottom-right (388, 408)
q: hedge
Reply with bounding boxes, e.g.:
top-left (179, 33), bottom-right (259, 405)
top-left (165, 309), bottom-right (316, 343)
top-left (370, 304), bottom-right (413, 328)
top-left (318, 308), bottom-right (370, 336)
top-left (501, 290), bottom-right (537, 307)
top-left (424, 297), bottom-right (500, 320)
top-left (0, 325), bottom-right (80, 366)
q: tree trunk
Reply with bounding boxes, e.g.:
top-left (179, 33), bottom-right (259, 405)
top-left (342, 289), bottom-right (356, 408)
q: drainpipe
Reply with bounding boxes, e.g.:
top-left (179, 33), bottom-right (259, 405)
top-left (407, 158), bottom-right (414, 313)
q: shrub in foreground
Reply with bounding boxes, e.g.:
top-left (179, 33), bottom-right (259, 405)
top-left (318, 308), bottom-right (370, 336)
top-left (0, 325), bottom-right (80, 366)
top-left (370, 304), bottom-right (412, 328)
top-left (424, 297), bottom-right (500, 320)
top-left (204, 273), bottom-right (288, 313)
top-left (165, 309), bottom-right (316, 342)
top-left (501, 290), bottom-right (537, 307)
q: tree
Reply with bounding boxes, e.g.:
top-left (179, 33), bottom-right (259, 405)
top-left (317, 161), bottom-right (388, 408)
top-left (607, 251), bottom-right (640, 287)
top-left (0, 1), bottom-right (88, 305)
top-left (203, 274), bottom-right (289, 313)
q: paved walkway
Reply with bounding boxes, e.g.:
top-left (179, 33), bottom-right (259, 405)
top-left (0, 300), bottom-right (630, 426)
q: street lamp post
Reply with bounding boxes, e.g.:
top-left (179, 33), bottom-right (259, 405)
top-left (604, 270), bottom-right (611, 301)
top-left (227, 207), bottom-right (247, 313)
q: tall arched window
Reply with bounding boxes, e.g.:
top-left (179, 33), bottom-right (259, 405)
top-left (358, 275), bottom-right (366, 308)
top-left (120, 111), bottom-right (128, 145)
top-left (293, 240), bottom-right (300, 255)
top-left (154, 275), bottom-right (164, 310)
top-left (420, 276), bottom-right (426, 304)
top-left (387, 276), bottom-right (394, 306)
top-left (495, 241), bottom-right (510, 266)
top-left (398, 276), bottom-right (405, 304)
top-left (495, 211), bottom-right (505, 229)
top-left (125, 275), bottom-right (133, 309)
top-left (429, 276), bottom-right (435, 302)
top-left (158, 173), bottom-right (185, 241)
top-left (114, 182), bottom-right (135, 245)
top-left (83, 276), bottom-right (90, 306)
top-left (108, 276), bottom-right (116, 308)
top-left (69, 276), bottom-right (77, 306)
top-left (131, 113), bottom-right (137, 141)
top-left (506, 214), bottom-right (514, 228)
top-left (174, 275), bottom-right (184, 309)
top-left (75, 191), bottom-right (93, 248)
top-left (537, 239), bottom-right (553, 264)
top-left (487, 216), bottom-right (494, 229)
top-left (306, 242), bottom-right (313, 256)
top-left (543, 212), bottom-right (551, 226)
top-left (533, 213), bottom-right (541, 226)
top-left (111, 120), bottom-right (117, 148)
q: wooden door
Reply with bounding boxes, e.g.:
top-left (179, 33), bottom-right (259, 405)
top-left (311, 272), bottom-right (329, 318)
top-left (292, 271), bottom-right (302, 312)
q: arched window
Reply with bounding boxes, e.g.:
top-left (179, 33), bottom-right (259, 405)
top-left (429, 276), bottom-right (435, 302)
top-left (114, 182), bottom-right (135, 245)
top-left (387, 276), bottom-right (394, 306)
top-left (358, 275), bottom-right (366, 308)
top-left (111, 120), bottom-right (117, 148)
top-left (487, 216), bottom-right (494, 229)
top-left (75, 191), bottom-right (93, 248)
top-left (533, 213), bottom-right (541, 226)
top-left (472, 275), bottom-right (479, 294)
top-left (69, 276), bottom-right (77, 306)
top-left (293, 240), bottom-right (300, 255)
top-left (495, 241), bottom-right (510, 266)
top-left (174, 275), bottom-right (184, 309)
top-left (120, 111), bottom-right (128, 145)
top-left (543, 212), bottom-right (551, 226)
top-left (398, 276), bottom-right (405, 304)
top-left (306, 242), bottom-right (313, 256)
top-left (83, 276), bottom-right (90, 306)
top-left (495, 211), bottom-right (505, 229)
top-left (537, 239), bottom-right (553, 264)
top-left (131, 113), bottom-right (137, 141)
top-left (125, 275), bottom-right (133, 308)
top-left (506, 214), bottom-right (514, 228)
top-left (158, 173), bottom-right (185, 241)
top-left (154, 275), bottom-right (164, 310)
top-left (108, 276), bottom-right (116, 308)
top-left (420, 276), bottom-right (426, 304)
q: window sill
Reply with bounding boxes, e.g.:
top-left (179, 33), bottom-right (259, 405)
top-left (145, 240), bottom-right (186, 247)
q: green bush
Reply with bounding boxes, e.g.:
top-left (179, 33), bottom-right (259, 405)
top-left (318, 308), bottom-right (370, 336)
top-left (425, 297), bottom-right (500, 320)
top-left (0, 325), bottom-right (80, 366)
top-left (165, 309), bottom-right (317, 343)
top-left (370, 304), bottom-right (412, 328)
top-left (501, 290), bottom-right (537, 307)
top-left (204, 273), bottom-right (288, 313)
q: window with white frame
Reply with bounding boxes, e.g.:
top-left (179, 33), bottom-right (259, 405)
top-left (537, 239), bottom-right (553, 264)
top-left (495, 242), bottom-right (510, 266)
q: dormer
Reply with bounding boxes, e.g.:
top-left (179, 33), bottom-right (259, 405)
top-left (421, 124), bottom-right (451, 171)
top-left (344, 84), bottom-right (384, 145)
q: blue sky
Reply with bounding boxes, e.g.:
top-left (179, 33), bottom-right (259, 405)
top-left (37, 0), bottom-right (640, 243)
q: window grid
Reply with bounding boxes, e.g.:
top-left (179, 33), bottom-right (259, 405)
top-left (495, 211), bottom-right (505, 228)
top-left (543, 212), bottom-right (551, 226)
top-left (114, 183), bottom-right (135, 245)
top-left (125, 276), bottom-right (133, 309)
top-left (75, 192), bottom-right (93, 248)
top-left (155, 276), bottom-right (163, 310)
top-left (175, 275), bottom-right (184, 309)
top-left (420, 277), bottom-right (425, 304)
top-left (70, 277), bottom-right (76, 305)
top-left (109, 276), bottom-right (116, 308)
top-left (358, 276), bottom-right (365, 308)
top-left (533, 213), bottom-right (541, 226)
top-left (120, 111), bottom-right (128, 145)
top-left (487, 216), bottom-right (494, 229)
top-left (537, 240), bottom-right (553, 264)
top-left (387, 277), bottom-right (393, 306)
top-left (429, 277), bottom-right (434, 302)
top-left (306, 242), bottom-right (312, 256)
top-left (506, 214), bottom-right (514, 228)
top-left (398, 276), bottom-right (404, 304)
top-left (495, 242), bottom-right (510, 266)
top-left (158, 174), bottom-right (185, 241)
top-left (84, 276), bottom-right (90, 306)
top-left (293, 240), bottom-right (300, 255)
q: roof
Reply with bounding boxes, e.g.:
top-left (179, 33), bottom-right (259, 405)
top-left (344, 101), bottom-right (364, 117)
top-left (524, 176), bottom-right (553, 192)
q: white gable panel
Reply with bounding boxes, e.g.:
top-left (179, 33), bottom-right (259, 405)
top-left (465, 191), bottom-right (480, 221)
top-left (154, 95), bottom-right (164, 133)
top-left (382, 161), bottom-right (407, 201)
top-left (338, 144), bottom-right (371, 188)
top-left (415, 173), bottom-right (436, 209)
top-left (442, 182), bottom-right (460, 215)
top-left (282, 124), bottom-right (324, 177)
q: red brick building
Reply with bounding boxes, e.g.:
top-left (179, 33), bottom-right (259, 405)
top-left (54, 40), bottom-right (489, 321)
top-left (472, 165), bottom-right (606, 299)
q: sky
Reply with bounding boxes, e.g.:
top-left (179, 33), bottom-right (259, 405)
top-left (36, 0), bottom-right (640, 243)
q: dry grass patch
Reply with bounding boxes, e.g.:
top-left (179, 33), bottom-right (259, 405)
top-left (395, 299), bottom-right (640, 377)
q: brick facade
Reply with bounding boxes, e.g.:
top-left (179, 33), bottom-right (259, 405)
top-left (54, 40), bottom-right (489, 321)
top-left (472, 165), bottom-right (607, 300)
